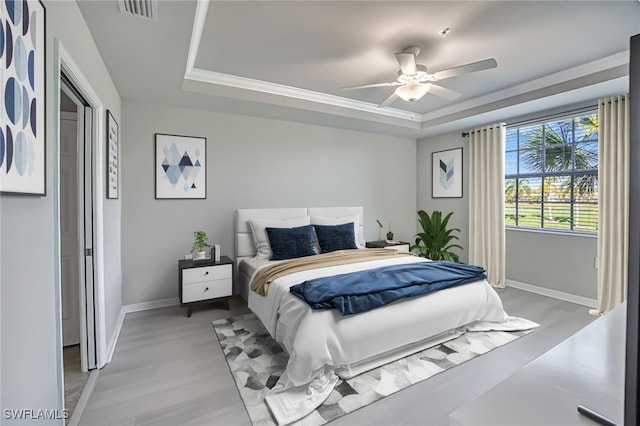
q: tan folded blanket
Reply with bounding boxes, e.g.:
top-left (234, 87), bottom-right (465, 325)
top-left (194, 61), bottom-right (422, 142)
top-left (250, 248), bottom-right (416, 296)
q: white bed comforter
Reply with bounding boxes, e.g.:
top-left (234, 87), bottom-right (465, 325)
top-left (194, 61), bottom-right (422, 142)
top-left (247, 255), bottom-right (537, 425)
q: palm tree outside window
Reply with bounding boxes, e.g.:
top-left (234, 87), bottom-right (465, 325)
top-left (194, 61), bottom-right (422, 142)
top-left (505, 111), bottom-right (598, 233)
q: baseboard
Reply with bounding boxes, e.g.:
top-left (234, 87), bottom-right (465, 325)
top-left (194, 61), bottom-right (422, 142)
top-left (105, 298), bottom-right (180, 364)
top-left (106, 308), bottom-right (126, 364)
top-left (506, 280), bottom-right (598, 308)
top-left (122, 297), bottom-right (180, 314)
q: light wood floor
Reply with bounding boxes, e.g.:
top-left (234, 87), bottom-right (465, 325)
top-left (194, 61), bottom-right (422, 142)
top-left (64, 344), bottom-right (91, 422)
top-left (79, 288), bottom-right (596, 425)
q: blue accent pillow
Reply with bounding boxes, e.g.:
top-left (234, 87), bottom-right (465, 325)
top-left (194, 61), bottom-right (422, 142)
top-left (314, 222), bottom-right (358, 253)
top-left (266, 224), bottom-right (316, 260)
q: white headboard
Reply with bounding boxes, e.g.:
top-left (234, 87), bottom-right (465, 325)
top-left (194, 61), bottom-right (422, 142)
top-left (235, 206), bottom-right (364, 261)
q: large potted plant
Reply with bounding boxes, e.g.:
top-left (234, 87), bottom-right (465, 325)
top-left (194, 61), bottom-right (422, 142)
top-left (192, 230), bottom-right (211, 261)
top-left (410, 210), bottom-right (462, 261)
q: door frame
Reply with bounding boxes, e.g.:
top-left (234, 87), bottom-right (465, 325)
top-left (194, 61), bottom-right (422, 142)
top-left (52, 39), bottom-right (108, 409)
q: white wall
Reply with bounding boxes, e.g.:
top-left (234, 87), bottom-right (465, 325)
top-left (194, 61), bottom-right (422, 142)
top-left (121, 101), bottom-right (417, 305)
top-left (417, 130), bottom-right (597, 300)
top-left (1, 1), bottom-right (121, 423)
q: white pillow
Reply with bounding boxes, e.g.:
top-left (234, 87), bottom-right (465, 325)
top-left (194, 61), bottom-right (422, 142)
top-left (310, 215), bottom-right (365, 249)
top-left (249, 216), bottom-right (311, 259)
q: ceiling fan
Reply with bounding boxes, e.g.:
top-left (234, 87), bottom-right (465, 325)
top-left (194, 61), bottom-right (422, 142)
top-left (341, 46), bottom-right (497, 108)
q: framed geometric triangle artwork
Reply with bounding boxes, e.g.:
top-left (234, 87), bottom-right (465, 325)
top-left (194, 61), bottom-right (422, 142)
top-left (155, 133), bottom-right (206, 199)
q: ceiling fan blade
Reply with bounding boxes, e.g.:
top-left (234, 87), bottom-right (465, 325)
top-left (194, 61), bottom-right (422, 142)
top-left (432, 58), bottom-right (497, 81)
top-left (378, 92), bottom-right (399, 108)
top-left (340, 81), bottom-right (398, 91)
top-left (428, 84), bottom-right (461, 100)
top-left (395, 52), bottom-right (417, 75)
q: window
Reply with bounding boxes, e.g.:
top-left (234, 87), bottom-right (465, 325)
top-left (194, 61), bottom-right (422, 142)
top-left (505, 111), bottom-right (598, 233)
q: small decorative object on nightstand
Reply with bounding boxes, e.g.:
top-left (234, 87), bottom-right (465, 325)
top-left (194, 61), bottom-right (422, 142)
top-left (191, 230), bottom-right (212, 262)
top-left (179, 256), bottom-right (234, 317)
top-left (366, 240), bottom-right (410, 252)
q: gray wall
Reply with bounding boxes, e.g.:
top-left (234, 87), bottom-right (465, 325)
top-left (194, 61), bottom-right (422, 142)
top-left (121, 101), bottom-right (417, 305)
top-left (417, 130), bottom-right (597, 300)
top-left (416, 132), bottom-right (470, 262)
top-left (1, 1), bottom-right (122, 423)
top-left (506, 230), bottom-right (597, 299)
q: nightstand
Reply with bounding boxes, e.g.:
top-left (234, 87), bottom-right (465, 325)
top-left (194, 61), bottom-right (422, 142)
top-left (366, 240), bottom-right (411, 252)
top-left (179, 256), bottom-right (234, 317)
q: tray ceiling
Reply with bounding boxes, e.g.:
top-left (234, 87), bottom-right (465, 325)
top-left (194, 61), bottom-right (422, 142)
top-left (78, 1), bottom-right (639, 137)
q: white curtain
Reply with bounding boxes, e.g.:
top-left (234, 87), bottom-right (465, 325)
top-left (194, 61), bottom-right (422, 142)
top-left (594, 94), bottom-right (629, 314)
top-left (468, 123), bottom-right (506, 287)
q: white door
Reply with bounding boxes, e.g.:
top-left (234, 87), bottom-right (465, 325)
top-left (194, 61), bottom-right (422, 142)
top-left (60, 111), bottom-right (81, 346)
top-left (61, 78), bottom-right (97, 371)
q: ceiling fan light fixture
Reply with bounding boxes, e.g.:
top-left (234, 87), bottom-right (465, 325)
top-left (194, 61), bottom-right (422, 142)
top-left (395, 83), bottom-right (430, 102)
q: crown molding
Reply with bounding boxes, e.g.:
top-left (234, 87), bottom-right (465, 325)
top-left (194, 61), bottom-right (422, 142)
top-left (185, 1), bottom-right (629, 128)
top-left (184, 0), bottom-right (418, 123)
top-left (420, 51), bottom-right (629, 124)
top-left (184, 0), bottom-right (209, 78)
top-left (184, 67), bottom-right (418, 121)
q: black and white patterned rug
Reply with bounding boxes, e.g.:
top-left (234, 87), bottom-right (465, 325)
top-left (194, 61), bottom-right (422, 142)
top-left (212, 313), bottom-right (531, 426)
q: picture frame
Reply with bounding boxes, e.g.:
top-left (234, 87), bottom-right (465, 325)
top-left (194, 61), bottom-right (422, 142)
top-left (155, 133), bottom-right (206, 199)
top-left (0, 0), bottom-right (46, 195)
top-left (106, 110), bottom-right (118, 199)
top-left (432, 147), bottom-right (463, 198)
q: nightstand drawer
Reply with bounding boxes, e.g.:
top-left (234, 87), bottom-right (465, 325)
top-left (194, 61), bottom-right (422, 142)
top-left (182, 264), bottom-right (232, 284)
top-left (182, 279), bottom-right (232, 303)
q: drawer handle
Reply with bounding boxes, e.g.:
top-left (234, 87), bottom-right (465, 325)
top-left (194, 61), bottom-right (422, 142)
top-left (204, 271), bottom-right (209, 275)
top-left (204, 287), bottom-right (209, 292)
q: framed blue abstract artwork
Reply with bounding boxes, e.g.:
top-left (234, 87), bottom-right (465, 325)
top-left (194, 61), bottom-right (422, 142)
top-left (432, 147), bottom-right (463, 198)
top-left (155, 133), bottom-right (206, 199)
top-left (1, 0), bottom-right (46, 195)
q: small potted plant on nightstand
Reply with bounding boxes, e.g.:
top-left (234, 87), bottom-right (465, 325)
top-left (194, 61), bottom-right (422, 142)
top-left (192, 230), bottom-right (211, 261)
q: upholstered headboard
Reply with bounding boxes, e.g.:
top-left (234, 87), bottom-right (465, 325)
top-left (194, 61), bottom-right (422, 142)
top-left (235, 206), bottom-right (365, 261)
top-left (234, 207), bottom-right (364, 300)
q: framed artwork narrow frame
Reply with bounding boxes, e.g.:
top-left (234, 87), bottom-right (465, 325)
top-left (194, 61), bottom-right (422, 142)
top-left (0, 0), bottom-right (46, 195)
top-left (155, 133), bottom-right (206, 199)
top-left (432, 147), bottom-right (463, 198)
top-left (106, 110), bottom-right (118, 199)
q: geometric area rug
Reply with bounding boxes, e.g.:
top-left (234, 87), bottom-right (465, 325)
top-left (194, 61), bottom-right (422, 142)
top-left (212, 313), bottom-right (532, 426)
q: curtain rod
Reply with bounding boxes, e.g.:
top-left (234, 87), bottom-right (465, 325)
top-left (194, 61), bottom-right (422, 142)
top-left (461, 103), bottom-right (601, 138)
top-left (461, 123), bottom-right (506, 138)
top-left (599, 97), bottom-right (627, 104)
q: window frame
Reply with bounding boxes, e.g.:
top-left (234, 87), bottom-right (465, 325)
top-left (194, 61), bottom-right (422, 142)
top-left (505, 110), bottom-right (598, 234)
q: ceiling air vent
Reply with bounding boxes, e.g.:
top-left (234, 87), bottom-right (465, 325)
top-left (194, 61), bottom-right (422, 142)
top-left (118, 0), bottom-right (158, 21)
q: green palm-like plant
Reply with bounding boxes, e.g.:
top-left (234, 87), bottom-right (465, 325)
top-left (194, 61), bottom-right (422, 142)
top-left (410, 210), bottom-right (462, 261)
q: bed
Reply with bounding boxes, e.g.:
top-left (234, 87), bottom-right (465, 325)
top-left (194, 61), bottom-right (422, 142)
top-left (235, 207), bottom-right (536, 425)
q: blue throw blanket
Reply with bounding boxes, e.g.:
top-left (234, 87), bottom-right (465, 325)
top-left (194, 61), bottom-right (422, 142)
top-left (289, 261), bottom-right (486, 315)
